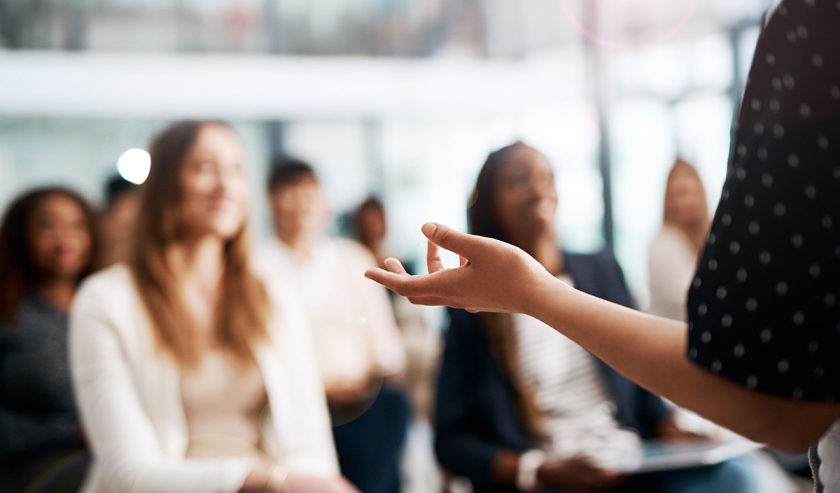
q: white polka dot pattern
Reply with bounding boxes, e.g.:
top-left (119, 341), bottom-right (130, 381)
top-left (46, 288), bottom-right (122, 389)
top-left (686, 0), bottom-right (840, 405)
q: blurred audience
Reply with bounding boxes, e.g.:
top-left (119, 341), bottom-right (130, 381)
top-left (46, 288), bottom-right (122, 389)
top-left (435, 143), bottom-right (757, 493)
top-left (255, 159), bottom-right (409, 493)
top-left (96, 174), bottom-right (140, 269)
top-left (353, 196), bottom-right (441, 422)
top-left (647, 160), bottom-right (710, 322)
top-left (69, 121), bottom-right (355, 493)
top-left (0, 187), bottom-right (97, 493)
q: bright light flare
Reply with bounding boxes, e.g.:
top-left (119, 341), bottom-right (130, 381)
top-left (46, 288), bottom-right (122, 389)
top-left (117, 148), bottom-right (151, 185)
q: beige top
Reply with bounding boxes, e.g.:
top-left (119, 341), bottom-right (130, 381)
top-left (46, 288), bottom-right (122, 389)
top-left (181, 350), bottom-right (269, 459)
top-left (648, 226), bottom-right (698, 322)
top-left (254, 237), bottom-right (406, 389)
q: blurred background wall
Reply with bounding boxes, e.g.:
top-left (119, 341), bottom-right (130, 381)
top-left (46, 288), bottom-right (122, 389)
top-left (0, 0), bottom-right (770, 306)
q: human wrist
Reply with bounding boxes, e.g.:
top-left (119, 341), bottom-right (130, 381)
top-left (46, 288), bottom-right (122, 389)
top-left (521, 273), bottom-right (565, 319)
top-left (516, 449), bottom-right (547, 492)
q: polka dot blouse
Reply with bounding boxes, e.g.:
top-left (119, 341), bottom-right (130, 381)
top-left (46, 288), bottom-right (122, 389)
top-left (686, 0), bottom-right (840, 403)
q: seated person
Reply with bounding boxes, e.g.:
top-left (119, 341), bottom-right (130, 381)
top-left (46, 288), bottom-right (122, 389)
top-left (0, 188), bottom-right (97, 493)
top-left (255, 159), bottom-right (409, 493)
top-left (69, 122), bottom-right (356, 493)
top-left (353, 196), bottom-right (440, 422)
top-left (435, 143), bottom-right (757, 493)
top-left (97, 174), bottom-right (139, 269)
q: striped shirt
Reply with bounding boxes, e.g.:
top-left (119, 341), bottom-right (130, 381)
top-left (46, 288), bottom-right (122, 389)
top-left (514, 277), bottom-right (641, 467)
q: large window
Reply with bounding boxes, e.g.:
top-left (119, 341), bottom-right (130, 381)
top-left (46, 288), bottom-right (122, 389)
top-left (0, 0), bottom-right (771, 305)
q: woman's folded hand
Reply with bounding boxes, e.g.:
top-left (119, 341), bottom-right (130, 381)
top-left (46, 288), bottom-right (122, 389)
top-left (538, 456), bottom-right (626, 492)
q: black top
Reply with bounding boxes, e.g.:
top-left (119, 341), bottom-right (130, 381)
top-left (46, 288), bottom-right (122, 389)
top-left (0, 296), bottom-right (81, 458)
top-left (436, 251), bottom-right (670, 493)
top-left (687, 0), bottom-right (840, 403)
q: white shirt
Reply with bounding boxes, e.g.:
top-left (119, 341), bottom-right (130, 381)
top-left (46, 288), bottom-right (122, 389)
top-left (69, 264), bottom-right (339, 493)
top-left (819, 420), bottom-right (840, 493)
top-left (648, 226), bottom-right (698, 322)
top-left (648, 227), bottom-right (730, 435)
top-left (514, 276), bottom-right (642, 468)
top-left (254, 237), bottom-right (406, 389)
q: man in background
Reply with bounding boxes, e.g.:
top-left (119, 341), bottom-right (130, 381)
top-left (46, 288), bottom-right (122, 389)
top-left (255, 157), bottom-right (409, 493)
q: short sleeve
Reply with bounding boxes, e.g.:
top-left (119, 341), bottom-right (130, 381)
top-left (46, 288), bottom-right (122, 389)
top-left (686, 0), bottom-right (840, 402)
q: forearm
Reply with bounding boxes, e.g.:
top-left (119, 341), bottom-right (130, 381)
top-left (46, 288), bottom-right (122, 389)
top-left (368, 223), bottom-right (840, 449)
top-left (527, 277), bottom-right (840, 451)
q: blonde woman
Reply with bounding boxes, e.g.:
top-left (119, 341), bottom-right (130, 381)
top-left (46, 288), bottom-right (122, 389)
top-left (69, 121), bottom-right (358, 493)
top-left (648, 160), bottom-right (710, 322)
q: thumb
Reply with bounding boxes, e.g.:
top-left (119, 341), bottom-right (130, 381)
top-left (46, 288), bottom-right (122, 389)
top-left (421, 222), bottom-right (479, 259)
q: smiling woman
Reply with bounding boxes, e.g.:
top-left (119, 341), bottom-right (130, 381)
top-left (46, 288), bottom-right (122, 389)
top-left (129, 122), bottom-right (263, 370)
top-left (433, 143), bottom-right (757, 493)
top-left (0, 187), bottom-right (97, 493)
top-left (68, 121), bottom-right (359, 493)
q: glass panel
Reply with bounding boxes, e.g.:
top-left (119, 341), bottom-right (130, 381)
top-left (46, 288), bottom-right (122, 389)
top-left (609, 98), bottom-right (676, 303)
top-left (0, 117), bottom-right (270, 232)
top-left (674, 93), bottom-right (733, 208)
top-left (519, 105), bottom-right (603, 253)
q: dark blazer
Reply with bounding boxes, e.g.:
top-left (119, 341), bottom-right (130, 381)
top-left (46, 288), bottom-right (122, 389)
top-left (434, 250), bottom-right (671, 493)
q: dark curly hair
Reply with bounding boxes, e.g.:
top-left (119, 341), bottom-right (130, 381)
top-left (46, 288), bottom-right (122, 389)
top-left (0, 187), bottom-right (98, 323)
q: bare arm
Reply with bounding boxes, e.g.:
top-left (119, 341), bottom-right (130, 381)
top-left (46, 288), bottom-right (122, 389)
top-left (531, 278), bottom-right (839, 452)
top-left (366, 223), bottom-right (840, 452)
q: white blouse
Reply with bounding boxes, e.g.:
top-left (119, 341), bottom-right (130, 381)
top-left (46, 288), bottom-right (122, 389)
top-left (647, 226), bottom-right (698, 322)
top-left (254, 237), bottom-right (406, 390)
top-left (69, 264), bottom-right (339, 493)
top-left (820, 420), bottom-right (840, 493)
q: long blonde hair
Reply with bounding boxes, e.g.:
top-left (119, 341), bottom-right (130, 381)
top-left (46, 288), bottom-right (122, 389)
top-left (129, 121), bottom-right (269, 370)
top-left (663, 159), bottom-right (710, 254)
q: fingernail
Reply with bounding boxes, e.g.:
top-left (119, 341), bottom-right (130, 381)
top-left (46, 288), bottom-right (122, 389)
top-left (421, 222), bottom-right (437, 237)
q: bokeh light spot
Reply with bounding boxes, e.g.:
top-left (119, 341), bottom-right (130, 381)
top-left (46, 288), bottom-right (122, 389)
top-left (117, 149), bottom-right (151, 185)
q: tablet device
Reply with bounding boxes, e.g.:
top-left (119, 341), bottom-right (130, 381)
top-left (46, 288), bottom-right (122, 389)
top-left (608, 439), bottom-right (761, 474)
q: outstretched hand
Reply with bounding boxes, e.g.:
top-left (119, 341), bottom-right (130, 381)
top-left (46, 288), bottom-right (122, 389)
top-left (364, 222), bottom-right (560, 314)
